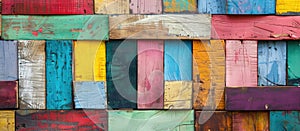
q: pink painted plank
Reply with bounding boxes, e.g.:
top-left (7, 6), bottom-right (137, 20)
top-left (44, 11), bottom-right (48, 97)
top-left (130, 0), bottom-right (162, 14)
top-left (226, 40), bottom-right (257, 87)
top-left (137, 40), bottom-right (164, 109)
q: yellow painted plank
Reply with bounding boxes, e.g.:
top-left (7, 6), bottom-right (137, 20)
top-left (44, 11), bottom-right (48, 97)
top-left (95, 0), bottom-right (129, 14)
top-left (276, 0), bottom-right (300, 15)
top-left (164, 81), bottom-right (192, 109)
top-left (0, 111), bottom-right (15, 131)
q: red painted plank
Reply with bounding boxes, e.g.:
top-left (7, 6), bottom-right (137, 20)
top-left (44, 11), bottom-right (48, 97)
top-left (0, 81), bottom-right (17, 109)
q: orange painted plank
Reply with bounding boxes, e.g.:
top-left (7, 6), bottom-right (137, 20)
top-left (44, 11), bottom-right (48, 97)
top-left (0, 111), bottom-right (15, 131)
top-left (163, 0), bottom-right (197, 13)
top-left (195, 111), bottom-right (232, 131)
top-left (233, 112), bottom-right (269, 131)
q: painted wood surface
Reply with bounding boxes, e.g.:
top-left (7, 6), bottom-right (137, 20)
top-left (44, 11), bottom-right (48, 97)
top-left (226, 87), bottom-right (300, 110)
top-left (109, 14), bottom-right (211, 39)
top-left (18, 40), bottom-right (45, 109)
top-left (16, 110), bottom-right (107, 131)
top-left (46, 41), bottom-right (72, 109)
top-left (288, 41), bottom-right (300, 86)
top-left (165, 40), bottom-right (192, 81)
top-left (198, 0), bottom-right (226, 14)
top-left (106, 40), bottom-right (137, 109)
top-left (74, 41), bottom-right (106, 81)
top-left (270, 111), bottom-right (300, 131)
top-left (94, 0), bottom-right (129, 14)
top-left (195, 111), bottom-right (232, 131)
top-left (212, 15), bottom-right (300, 40)
top-left (130, 0), bottom-right (162, 14)
top-left (227, 0), bottom-right (275, 14)
top-left (0, 41), bottom-right (17, 81)
top-left (276, 0), bottom-right (300, 15)
top-left (0, 81), bottom-right (17, 109)
top-left (164, 81), bottom-right (192, 109)
top-left (109, 110), bottom-right (194, 131)
top-left (163, 0), bottom-right (197, 13)
top-left (0, 111), bottom-right (15, 131)
top-left (226, 40), bottom-right (257, 87)
top-left (258, 41), bottom-right (286, 86)
top-left (233, 112), bottom-right (269, 131)
top-left (137, 40), bottom-right (164, 109)
top-left (2, 15), bottom-right (109, 40)
top-left (193, 40), bottom-right (225, 110)
top-left (2, 0), bottom-right (93, 14)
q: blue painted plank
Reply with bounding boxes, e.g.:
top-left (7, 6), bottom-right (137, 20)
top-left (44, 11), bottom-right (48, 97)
top-left (0, 41), bottom-right (18, 81)
top-left (46, 41), bottom-right (72, 109)
top-left (198, 0), bottom-right (226, 14)
top-left (164, 40), bottom-right (192, 81)
top-left (270, 111), bottom-right (300, 131)
top-left (227, 0), bottom-right (275, 14)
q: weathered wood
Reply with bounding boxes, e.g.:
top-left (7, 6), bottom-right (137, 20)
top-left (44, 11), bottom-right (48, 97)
top-left (270, 111), bottom-right (300, 131)
top-left (137, 40), bottom-right (164, 109)
top-left (74, 82), bottom-right (106, 109)
top-left (198, 0), bottom-right (226, 14)
top-left (2, 0), bottom-right (93, 14)
top-left (109, 14), bottom-right (211, 39)
top-left (0, 41), bottom-right (17, 81)
top-left (0, 81), bottom-right (17, 109)
top-left (109, 110), bottom-right (194, 131)
top-left (46, 41), bottom-right (72, 109)
top-left (16, 110), bottom-right (107, 131)
top-left (233, 112), bottom-right (269, 131)
top-left (130, 0), bottom-right (162, 14)
top-left (163, 0), bottom-right (197, 13)
top-left (276, 0), bottom-right (300, 15)
top-left (18, 40), bottom-right (46, 109)
top-left (2, 15), bottom-right (109, 40)
top-left (0, 111), bottom-right (15, 131)
top-left (212, 15), bottom-right (300, 40)
top-left (193, 40), bottom-right (225, 110)
top-left (74, 41), bottom-right (106, 81)
top-left (258, 41), bottom-right (286, 86)
top-left (226, 40), bottom-right (257, 87)
top-left (288, 41), bottom-right (300, 86)
top-left (227, 0), bottom-right (275, 14)
top-left (94, 0), bottom-right (129, 14)
top-left (195, 111), bottom-right (232, 131)
top-left (164, 81), bottom-right (192, 109)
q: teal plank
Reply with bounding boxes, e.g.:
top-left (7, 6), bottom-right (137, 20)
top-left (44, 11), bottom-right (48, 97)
top-left (0, 41), bottom-right (18, 81)
top-left (198, 0), bottom-right (226, 14)
top-left (270, 111), bottom-right (300, 131)
top-left (2, 15), bottom-right (109, 40)
top-left (227, 0), bottom-right (275, 14)
top-left (288, 41), bottom-right (300, 86)
top-left (46, 41), bottom-right (72, 109)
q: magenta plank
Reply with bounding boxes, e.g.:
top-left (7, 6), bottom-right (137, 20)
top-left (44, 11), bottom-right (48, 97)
top-left (0, 81), bottom-right (17, 109)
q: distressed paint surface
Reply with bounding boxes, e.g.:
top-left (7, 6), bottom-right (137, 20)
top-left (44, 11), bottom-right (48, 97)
top-left (137, 40), bottom-right (164, 109)
top-left (16, 110), bottom-right (107, 131)
top-left (193, 40), bottom-right (225, 110)
top-left (130, 0), bottom-right (162, 14)
top-left (2, 15), bottom-right (109, 40)
top-left (163, 0), bottom-right (197, 13)
top-left (195, 111), bottom-right (232, 131)
top-left (227, 0), bottom-right (275, 14)
top-left (0, 41), bottom-right (17, 81)
top-left (95, 0), bottom-right (129, 14)
top-left (109, 14), bottom-right (211, 39)
top-left (288, 41), bottom-right (300, 86)
top-left (277, 0), bottom-right (300, 15)
top-left (74, 41), bottom-right (106, 81)
top-left (164, 81), bottom-right (192, 109)
top-left (18, 40), bottom-right (45, 109)
top-left (0, 81), bottom-right (17, 109)
top-left (258, 41), bottom-right (286, 86)
top-left (165, 40), bottom-right (192, 81)
top-left (109, 110), bottom-right (194, 131)
top-left (46, 41), bottom-right (72, 109)
top-left (0, 111), bottom-right (15, 131)
top-left (212, 15), bottom-right (300, 40)
top-left (106, 40), bottom-right (137, 109)
top-left (198, 0), bottom-right (226, 14)
top-left (270, 111), bottom-right (300, 131)
top-left (74, 82), bottom-right (106, 109)
top-left (226, 40), bottom-right (257, 87)
top-left (233, 112), bottom-right (269, 131)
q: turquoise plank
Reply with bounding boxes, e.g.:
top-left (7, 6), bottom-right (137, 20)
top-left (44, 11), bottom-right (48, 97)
top-left (46, 41), bottom-right (72, 109)
top-left (0, 41), bottom-right (18, 81)
top-left (270, 111), bottom-right (300, 131)
top-left (198, 0), bottom-right (226, 14)
top-left (227, 0), bottom-right (275, 14)
top-left (288, 41), bottom-right (300, 86)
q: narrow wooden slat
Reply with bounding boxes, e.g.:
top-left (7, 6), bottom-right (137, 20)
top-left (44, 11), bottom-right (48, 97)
top-left (270, 111), bottom-right (300, 130)
top-left (0, 81), bottom-right (17, 109)
top-left (233, 112), bottom-right (269, 131)
top-left (0, 111), bottom-right (15, 131)
top-left (288, 41), bottom-right (300, 86)
top-left (18, 40), bottom-right (46, 109)
top-left (0, 41), bottom-right (17, 81)
top-left (164, 81), bottom-right (192, 109)
top-left (94, 0), bottom-right (129, 14)
top-left (198, 0), bottom-right (226, 14)
top-left (227, 0), bottom-right (275, 14)
top-left (130, 0), bottom-right (162, 14)
top-left (276, 0), bottom-right (300, 15)
top-left (195, 111), bottom-right (232, 131)
top-left (163, 0), bottom-right (197, 13)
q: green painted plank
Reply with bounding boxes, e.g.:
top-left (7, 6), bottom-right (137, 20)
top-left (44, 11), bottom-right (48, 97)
top-left (288, 41), bottom-right (300, 86)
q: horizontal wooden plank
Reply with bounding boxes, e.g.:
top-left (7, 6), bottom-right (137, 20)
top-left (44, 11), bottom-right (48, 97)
top-left (94, 0), bottom-right (129, 14)
top-left (227, 0), bottom-right (275, 14)
top-left (164, 81), bottom-right (192, 109)
top-left (288, 41), bottom-right (300, 86)
top-left (0, 81), bottom-right (18, 109)
top-left (226, 87), bottom-right (300, 110)
top-left (109, 14), bottom-right (211, 39)
top-left (0, 111), bottom-right (15, 131)
top-left (212, 15), bottom-right (300, 40)
top-left (276, 0), bottom-right (300, 15)
top-left (270, 111), bottom-right (300, 131)
top-left (195, 111), bottom-right (231, 131)
top-left (163, 0), bottom-right (197, 13)
top-left (0, 41), bottom-right (18, 81)
top-left (130, 0), bottom-right (162, 14)
top-left (2, 15), bottom-right (109, 40)
top-left (233, 112), bottom-right (269, 131)
top-left (198, 0), bottom-right (226, 14)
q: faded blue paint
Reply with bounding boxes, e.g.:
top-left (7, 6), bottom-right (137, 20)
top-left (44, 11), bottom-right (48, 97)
top-left (227, 0), bottom-right (275, 14)
top-left (46, 41), bottom-right (72, 109)
top-left (270, 111), bottom-right (300, 131)
top-left (0, 41), bottom-right (18, 81)
top-left (198, 0), bottom-right (226, 14)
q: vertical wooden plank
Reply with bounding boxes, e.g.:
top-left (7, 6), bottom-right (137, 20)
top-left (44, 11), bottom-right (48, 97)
top-left (94, 0), bottom-right (129, 14)
top-left (0, 41), bottom-right (17, 81)
top-left (130, 0), bottom-right (162, 14)
top-left (164, 81), bottom-right (192, 109)
top-left (226, 40), bottom-right (257, 87)
top-left (227, 0), bottom-right (275, 14)
top-left (276, 0), bottom-right (300, 15)
top-left (163, 0), bottom-right (197, 13)
top-left (137, 40), bottom-right (164, 109)
top-left (270, 111), bottom-right (300, 130)
top-left (233, 112), bottom-right (269, 131)
top-left (18, 40), bottom-right (46, 109)
top-left (198, 0), bottom-right (226, 14)
top-left (0, 111), bottom-right (15, 131)
top-left (46, 41), bottom-right (72, 109)
top-left (0, 81), bottom-right (17, 109)
top-left (195, 111), bottom-right (232, 131)
top-left (288, 41), bottom-right (300, 86)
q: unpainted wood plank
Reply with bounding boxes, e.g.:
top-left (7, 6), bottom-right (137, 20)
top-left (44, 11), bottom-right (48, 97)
top-left (0, 41), bottom-right (17, 81)
top-left (198, 0), bottom-right (226, 14)
top-left (276, 0), bottom-right (300, 15)
top-left (0, 111), bottom-right (15, 131)
top-left (227, 0), bottom-right (275, 14)
top-left (195, 111), bottom-right (232, 131)
top-left (164, 81), bottom-right (192, 109)
top-left (233, 112), bottom-right (269, 131)
top-left (130, 0), bottom-right (162, 14)
top-left (94, 0), bottom-right (129, 14)
top-left (270, 111), bottom-right (300, 131)
top-left (0, 81), bottom-right (17, 109)
top-left (288, 41), bottom-right (300, 86)
top-left (163, 0), bottom-right (197, 13)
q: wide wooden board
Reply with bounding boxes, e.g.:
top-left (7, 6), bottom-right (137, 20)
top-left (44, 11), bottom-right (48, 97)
top-left (227, 0), bottom-right (275, 14)
top-left (0, 41), bottom-right (17, 81)
top-left (130, 0), bottom-right (162, 14)
top-left (164, 81), bottom-right (192, 109)
top-left (0, 81), bottom-right (17, 109)
top-left (287, 41), bottom-right (300, 86)
top-left (276, 0), bottom-right (300, 15)
top-left (198, 0), bottom-right (226, 14)
top-left (270, 111), bottom-right (300, 131)
top-left (232, 112), bottom-right (269, 131)
top-left (163, 0), bottom-right (197, 13)
top-left (0, 111), bottom-right (15, 131)
top-left (94, 0), bottom-right (129, 14)
top-left (195, 111), bottom-right (232, 131)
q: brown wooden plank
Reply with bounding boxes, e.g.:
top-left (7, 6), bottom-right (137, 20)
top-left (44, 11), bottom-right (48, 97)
top-left (195, 111), bottom-right (232, 131)
top-left (233, 112), bottom-right (269, 131)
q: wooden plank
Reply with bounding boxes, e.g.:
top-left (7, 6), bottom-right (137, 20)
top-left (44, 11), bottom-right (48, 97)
top-left (94, 0), bottom-right (129, 14)
top-left (18, 40), bottom-right (46, 109)
top-left (2, 0), bottom-right (93, 14)
top-left (270, 111), bottom-right (300, 130)
top-left (130, 0), bottom-right (162, 14)
top-left (226, 40), bottom-right (257, 87)
top-left (233, 112), bottom-right (269, 131)
top-left (288, 41), bottom-right (300, 86)
top-left (109, 14), bottom-right (211, 39)
top-left (2, 15), bottom-right (109, 40)
top-left (163, 0), bottom-right (197, 13)
top-left (198, 0), bottom-right (226, 14)
top-left (0, 81), bottom-right (17, 109)
top-left (106, 40), bottom-right (137, 109)
top-left (195, 111), bottom-right (231, 131)
top-left (109, 110), bottom-right (194, 131)
top-left (46, 41), bottom-right (72, 109)
top-left (16, 110), bottom-right (107, 131)
top-left (0, 111), bottom-right (15, 131)
top-left (137, 40), bottom-right (164, 109)
top-left (227, 0), bottom-right (275, 14)
top-left (74, 41), bottom-right (106, 81)
top-left (165, 40), bottom-right (192, 81)
top-left (193, 40), bottom-right (225, 110)
top-left (0, 41), bottom-right (17, 81)
top-left (212, 15), bottom-right (300, 40)
top-left (276, 0), bottom-right (300, 15)
top-left (258, 41), bottom-right (286, 86)
top-left (164, 81), bottom-right (192, 109)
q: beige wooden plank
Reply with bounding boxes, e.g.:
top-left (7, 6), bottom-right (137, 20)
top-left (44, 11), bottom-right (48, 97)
top-left (95, 0), bottom-right (129, 14)
top-left (164, 81), bottom-right (192, 109)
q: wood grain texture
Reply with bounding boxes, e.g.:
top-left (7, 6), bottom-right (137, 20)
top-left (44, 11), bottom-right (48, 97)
top-left (74, 82), bottom-right (106, 109)
top-left (233, 112), bottom-right (269, 131)
top-left (2, 0), bottom-right (93, 14)
top-left (0, 41), bottom-right (17, 81)
top-left (288, 41), bottom-right (300, 86)
top-left (226, 40), bottom-right (257, 87)
top-left (109, 14), bottom-right (211, 39)
top-left (109, 110), bottom-right (194, 131)
top-left (227, 0), bottom-right (275, 14)
top-left (258, 41), bottom-right (286, 86)
top-left (2, 15), bottom-right (109, 40)
top-left (94, 0), bottom-right (129, 14)
top-left (276, 0), bottom-right (300, 15)
top-left (130, 0), bottom-right (162, 14)
top-left (163, 0), bottom-right (197, 13)
top-left (0, 111), bottom-right (15, 131)
top-left (212, 15), bottom-right (300, 40)
top-left (46, 41), bottom-right (72, 109)
top-left (193, 40), bottom-right (225, 110)
top-left (137, 40), bottom-right (164, 109)
top-left (18, 40), bottom-right (45, 109)
top-left (195, 111), bottom-right (232, 131)
top-left (164, 81), bottom-right (192, 109)
top-left (16, 110), bottom-right (107, 131)
top-left (198, 0), bottom-right (226, 14)
top-left (0, 81), bottom-right (17, 109)
top-left (74, 41), bottom-right (106, 81)
top-left (270, 111), bottom-right (300, 131)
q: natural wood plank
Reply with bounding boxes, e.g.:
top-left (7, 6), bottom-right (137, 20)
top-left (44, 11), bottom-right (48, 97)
top-left (0, 111), bottom-right (15, 131)
top-left (195, 111), bottom-right (232, 131)
top-left (227, 0), bottom-right (275, 14)
top-left (109, 14), bottom-right (211, 39)
top-left (0, 41), bottom-right (17, 81)
top-left (270, 111), bottom-right (300, 130)
top-left (18, 40), bottom-right (45, 109)
top-left (288, 41), bottom-right (300, 86)
top-left (233, 112), bottom-right (269, 131)
top-left (94, 0), bottom-right (129, 14)
top-left (2, 15), bottom-right (109, 40)
top-left (198, 0), bottom-right (226, 14)
top-left (130, 0), bottom-right (162, 14)
top-left (164, 81), bottom-right (192, 109)
top-left (163, 0), bottom-right (197, 13)
top-left (276, 0), bottom-right (300, 15)
top-left (0, 81), bottom-right (17, 109)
